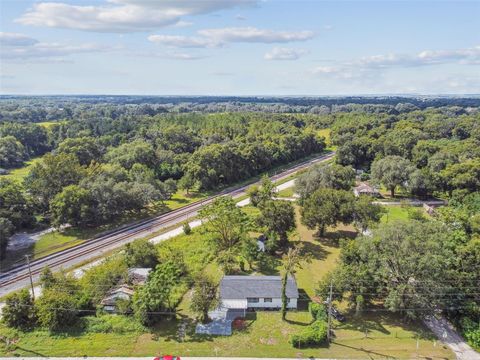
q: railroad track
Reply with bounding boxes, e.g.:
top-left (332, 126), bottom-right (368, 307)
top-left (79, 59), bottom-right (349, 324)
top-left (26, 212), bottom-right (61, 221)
top-left (0, 151), bottom-right (334, 292)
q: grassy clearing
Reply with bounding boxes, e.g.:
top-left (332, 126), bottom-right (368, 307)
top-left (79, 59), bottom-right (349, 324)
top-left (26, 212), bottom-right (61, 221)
top-left (37, 121), bottom-right (59, 129)
top-left (1, 156), bottom-right (42, 183)
top-left (380, 205), bottom-right (423, 223)
top-left (277, 186), bottom-right (295, 198)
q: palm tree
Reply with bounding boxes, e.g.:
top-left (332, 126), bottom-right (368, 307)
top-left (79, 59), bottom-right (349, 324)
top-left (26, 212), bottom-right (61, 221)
top-left (280, 244), bottom-right (307, 320)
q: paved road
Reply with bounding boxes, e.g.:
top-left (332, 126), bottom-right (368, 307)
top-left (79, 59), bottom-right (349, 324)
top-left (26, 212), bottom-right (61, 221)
top-left (0, 152), bottom-right (334, 298)
top-left (372, 199), bottom-right (447, 206)
top-left (424, 315), bottom-right (480, 360)
top-left (2, 358), bottom-right (335, 360)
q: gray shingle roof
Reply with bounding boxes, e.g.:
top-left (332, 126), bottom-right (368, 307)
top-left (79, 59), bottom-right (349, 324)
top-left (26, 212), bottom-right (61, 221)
top-left (220, 275), bottom-right (299, 299)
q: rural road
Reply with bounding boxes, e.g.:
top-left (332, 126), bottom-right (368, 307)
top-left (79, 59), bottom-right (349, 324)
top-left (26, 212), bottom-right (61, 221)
top-left (0, 358), bottom-right (335, 360)
top-left (0, 152), bottom-right (334, 298)
top-left (424, 315), bottom-right (480, 360)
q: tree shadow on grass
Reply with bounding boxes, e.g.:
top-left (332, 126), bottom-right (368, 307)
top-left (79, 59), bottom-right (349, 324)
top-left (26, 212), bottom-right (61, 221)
top-left (298, 240), bottom-right (329, 261)
top-left (256, 255), bottom-right (281, 275)
top-left (330, 341), bottom-right (396, 359)
top-left (336, 308), bottom-right (438, 341)
top-left (313, 228), bottom-right (357, 247)
top-left (10, 345), bottom-right (47, 357)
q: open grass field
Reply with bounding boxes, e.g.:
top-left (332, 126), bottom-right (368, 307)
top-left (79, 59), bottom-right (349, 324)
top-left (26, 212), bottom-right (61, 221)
top-left (1, 156), bottom-right (42, 183)
top-left (0, 203), bottom-right (453, 358)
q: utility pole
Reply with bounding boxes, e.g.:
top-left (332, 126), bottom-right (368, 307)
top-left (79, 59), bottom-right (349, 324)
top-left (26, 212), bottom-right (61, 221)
top-left (25, 255), bottom-right (35, 301)
top-left (327, 280), bottom-right (333, 343)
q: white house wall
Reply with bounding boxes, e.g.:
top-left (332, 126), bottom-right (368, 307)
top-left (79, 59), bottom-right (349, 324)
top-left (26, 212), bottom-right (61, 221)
top-left (221, 298), bottom-right (298, 310)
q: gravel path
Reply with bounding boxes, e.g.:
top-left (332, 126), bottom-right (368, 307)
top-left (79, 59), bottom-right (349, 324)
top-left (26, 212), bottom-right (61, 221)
top-left (424, 315), bottom-right (480, 360)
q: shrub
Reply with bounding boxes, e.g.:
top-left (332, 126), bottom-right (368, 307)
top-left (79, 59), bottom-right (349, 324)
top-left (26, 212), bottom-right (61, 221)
top-left (2, 289), bottom-right (36, 329)
top-left (461, 317), bottom-right (480, 348)
top-left (85, 315), bottom-right (145, 334)
top-left (290, 320), bottom-right (328, 348)
top-left (36, 289), bottom-right (79, 331)
top-left (308, 302), bottom-right (328, 322)
top-left (183, 222), bottom-right (192, 235)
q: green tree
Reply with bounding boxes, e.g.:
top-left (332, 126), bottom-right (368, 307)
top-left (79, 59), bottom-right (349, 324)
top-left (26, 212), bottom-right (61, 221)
top-left (36, 289), bottom-right (79, 331)
top-left (56, 136), bottom-right (104, 166)
top-left (257, 200), bottom-right (295, 248)
top-left (105, 140), bottom-right (156, 170)
top-left (0, 217), bottom-right (14, 260)
top-left (353, 195), bottom-right (385, 232)
top-left (1, 289), bottom-right (36, 329)
top-left (24, 153), bottom-right (86, 209)
top-left (132, 260), bottom-right (182, 326)
top-left (247, 175), bottom-right (276, 207)
top-left (0, 135), bottom-right (26, 168)
top-left (407, 168), bottom-right (435, 198)
top-left (281, 245), bottom-right (306, 320)
top-left (49, 185), bottom-right (94, 227)
top-left (0, 178), bottom-right (35, 229)
top-left (295, 163), bottom-right (355, 200)
top-left (371, 155), bottom-right (414, 198)
top-left (124, 239), bottom-right (158, 268)
top-left (241, 237), bottom-right (260, 270)
top-left (325, 220), bottom-right (456, 319)
top-left (199, 196), bottom-right (248, 252)
top-left (189, 275), bottom-right (219, 323)
top-left (300, 188), bottom-right (355, 236)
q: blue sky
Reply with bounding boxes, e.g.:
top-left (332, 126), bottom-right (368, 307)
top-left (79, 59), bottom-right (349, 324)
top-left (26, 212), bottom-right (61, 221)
top-left (0, 0), bottom-right (479, 95)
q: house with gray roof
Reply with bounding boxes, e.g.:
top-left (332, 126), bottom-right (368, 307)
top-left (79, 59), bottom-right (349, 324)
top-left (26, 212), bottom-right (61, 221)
top-left (196, 275), bottom-right (299, 336)
top-left (219, 275), bottom-right (299, 314)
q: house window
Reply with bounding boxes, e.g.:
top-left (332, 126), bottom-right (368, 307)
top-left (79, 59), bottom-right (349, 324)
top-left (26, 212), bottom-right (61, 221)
top-left (247, 297), bottom-right (259, 303)
top-left (264, 298), bottom-right (272, 303)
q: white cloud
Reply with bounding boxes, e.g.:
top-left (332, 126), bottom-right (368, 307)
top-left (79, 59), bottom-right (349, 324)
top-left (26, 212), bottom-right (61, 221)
top-left (264, 47), bottom-right (307, 61)
top-left (311, 45), bottom-right (480, 78)
top-left (0, 32), bottom-right (113, 62)
top-left (149, 27), bottom-right (315, 49)
top-left (197, 27), bottom-right (314, 43)
top-left (147, 34), bottom-right (217, 48)
top-left (16, 0), bottom-right (257, 33)
top-left (173, 20), bottom-right (193, 28)
top-left (0, 32), bottom-right (38, 46)
top-left (357, 46), bottom-right (480, 68)
top-left (235, 14), bottom-right (247, 21)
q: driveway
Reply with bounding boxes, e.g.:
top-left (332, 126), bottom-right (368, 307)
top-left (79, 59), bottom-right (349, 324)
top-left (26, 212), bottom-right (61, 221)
top-left (424, 315), bottom-right (480, 360)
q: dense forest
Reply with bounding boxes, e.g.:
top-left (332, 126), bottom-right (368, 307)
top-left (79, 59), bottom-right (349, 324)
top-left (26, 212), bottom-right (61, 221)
top-left (0, 110), bottom-right (326, 257)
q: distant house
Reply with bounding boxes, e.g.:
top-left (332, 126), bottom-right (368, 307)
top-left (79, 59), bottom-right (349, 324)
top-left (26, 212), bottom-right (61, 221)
top-left (353, 183), bottom-right (380, 197)
top-left (128, 267), bottom-right (152, 285)
top-left (219, 275), bottom-right (299, 316)
top-left (100, 285), bottom-right (134, 313)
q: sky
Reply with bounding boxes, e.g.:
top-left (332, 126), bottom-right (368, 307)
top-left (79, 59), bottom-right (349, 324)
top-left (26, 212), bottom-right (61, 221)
top-left (0, 0), bottom-right (479, 95)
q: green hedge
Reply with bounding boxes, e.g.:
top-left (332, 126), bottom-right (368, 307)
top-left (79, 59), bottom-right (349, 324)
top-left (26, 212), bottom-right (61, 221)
top-left (309, 302), bottom-right (328, 321)
top-left (290, 320), bottom-right (328, 348)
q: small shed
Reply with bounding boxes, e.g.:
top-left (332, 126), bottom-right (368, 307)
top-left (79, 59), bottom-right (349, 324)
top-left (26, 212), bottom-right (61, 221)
top-left (100, 285), bottom-right (134, 313)
top-left (353, 183), bottom-right (380, 197)
top-left (128, 267), bottom-right (152, 285)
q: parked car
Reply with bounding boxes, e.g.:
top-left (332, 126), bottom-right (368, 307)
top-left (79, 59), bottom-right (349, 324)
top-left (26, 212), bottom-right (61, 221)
top-left (154, 356), bottom-right (181, 360)
top-left (330, 307), bottom-right (346, 322)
